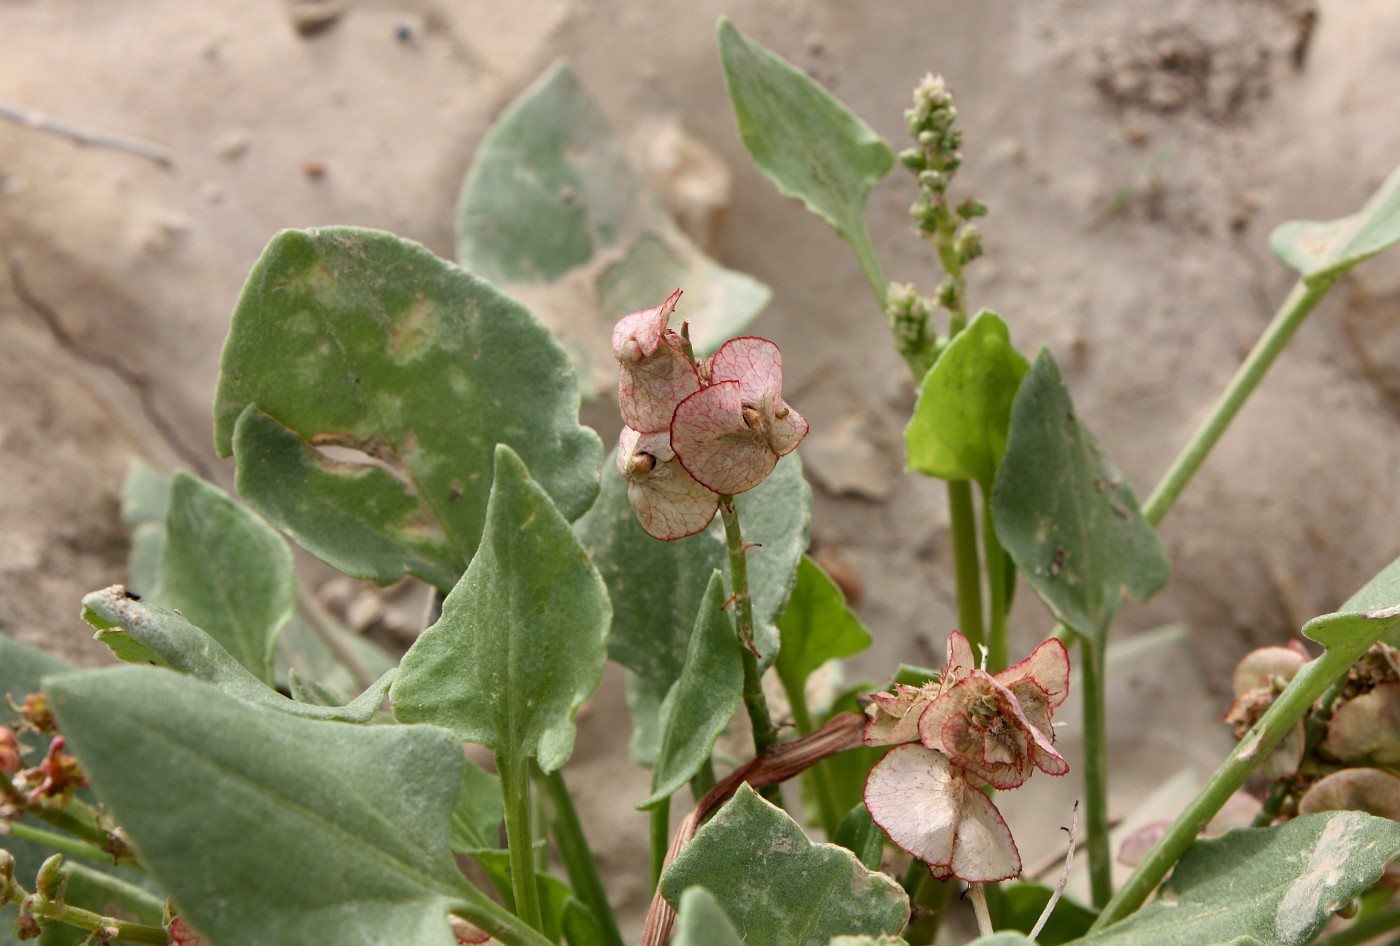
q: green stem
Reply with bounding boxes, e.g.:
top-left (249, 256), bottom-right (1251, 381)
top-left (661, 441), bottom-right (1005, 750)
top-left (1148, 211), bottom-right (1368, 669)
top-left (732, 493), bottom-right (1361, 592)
top-left (782, 677), bottom-right (842, 839)
top-left (496, 752), bottom-right (543, 933)
top-left (1252, 677), bottom-right (1346, 827)
top-left (1313, 905), bottom-right (1400, 946)
top-left (1093, 628), bottom-right (1387, 931)
top-left (947, 480), bottom-right (985, 652)
top-left (538, 767), bottom-right (625, 946)
top-left (1, 873), bottom-right (166, 945)
top-left (1142, 277), bottom-right (1333, 528)
top-left (718, 497), bottom-right (778, 760)
top-left (454, 881), bottom-right (559, 946)
top-left (1080, 635), bottom-right (1113, 908)
top-left (3, 822), bottom-right (132, 871)
top-left (648, 799), bottom-right (669, 895)
top-left (981, 490), bottom-right (1009, 672)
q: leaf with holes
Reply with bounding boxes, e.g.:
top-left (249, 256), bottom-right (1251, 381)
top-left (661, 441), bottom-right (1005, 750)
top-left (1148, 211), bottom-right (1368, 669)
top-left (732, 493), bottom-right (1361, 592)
top-left (660, 784), bottom-right (909, 946)
top-left (1271, 160), bottom-right (1400, 285)
top-left (457, 62), bottom-right (768, 395)
top-left (391, 445), bottom-right (610, 774)
top-left (991, 350), bottom-right (1169, 640)
top-left (213, 226), bottom-right (601, 591)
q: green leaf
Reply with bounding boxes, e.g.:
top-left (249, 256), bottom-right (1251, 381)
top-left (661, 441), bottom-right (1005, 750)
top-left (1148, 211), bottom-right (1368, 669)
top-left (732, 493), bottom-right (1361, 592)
top-left (152, 470), bottom-right (296, 684)
top-left (833, 804), bottom-right (885, 872)
top-left (1074, 812), bottom-right (1400, 946)
top-left (905, 311), bottom-right (1029, 491)
top-left (994, 883), bottom-right (1096, 946)
top-left (213, 226), bottom-right (602, 590)
top-left (717, 17), bottom-right (894, 250)
top-left (119, 458), bottom-right (169, 596)
top-left (640, 572), bottom-right (744, 809)
top-left (80, 586), bottom-right (393, 723)
top-left (1340, 551), bottom-right (1400, 614)
top-left (456, 61), bottom-right (769, 395)
top-left (673, 887), bottom-right (745, 946)
top-left (276, 611), bottom-right (399, 705)
top-left (450, 757), bottom-right (504, 855)
top-left (1270, 160), bottom-right (1400, 285)
top-left (391, 445), bottom-right (610, 773)
top-left (775, 556), bottom-right (872, 704)
top-left (45, 666), bottom-right (482, 946)
top-left (660, 784), bottom-right (909, 946)
top-left (575, 448), bottom-right (726, 698)
top-left (734, 452), bottom-right (813, 671)
top-left (967, 936), bottom-right (1038, 946)
top-left (991, 350), bottom-right (1169, 639)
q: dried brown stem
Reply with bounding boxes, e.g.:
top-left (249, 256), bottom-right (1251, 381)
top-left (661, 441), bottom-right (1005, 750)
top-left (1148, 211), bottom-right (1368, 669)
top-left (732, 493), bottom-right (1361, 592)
top-left (638, 712), bottom-right (867, 946)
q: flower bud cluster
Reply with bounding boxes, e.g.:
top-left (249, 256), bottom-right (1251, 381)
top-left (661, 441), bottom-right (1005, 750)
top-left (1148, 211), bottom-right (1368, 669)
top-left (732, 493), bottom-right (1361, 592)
top-left (862, 632), bottom-right (1069, 883)
top-left (612, 290), bottom-right (808, 540)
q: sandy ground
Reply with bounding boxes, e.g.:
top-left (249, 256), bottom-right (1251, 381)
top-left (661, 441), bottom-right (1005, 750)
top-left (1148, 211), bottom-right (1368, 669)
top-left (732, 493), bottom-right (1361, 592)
top-left (3, 0), bottom-right (1399, 936)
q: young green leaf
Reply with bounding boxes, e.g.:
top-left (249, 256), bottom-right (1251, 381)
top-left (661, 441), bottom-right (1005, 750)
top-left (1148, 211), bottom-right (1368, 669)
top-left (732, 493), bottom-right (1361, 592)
top-left (152, 470), bottom-right (295, 684)
top-left (81, 585), bottom-right (392, 723)
top-left (991, 350), bottom-right (1169, 639)
top-left (659, 784), bottom-right (909, 946)
top-left (639, 571), bottom-right (743, 809)
top-left (1270, 159), bottom-right (1400, 285)
top-left (905, 310), bottom-right (1029, 492)
top-left (213, 226), bottom-right (602, 591)
top-left (733, 452), bottom-right (813, 671)
top-left (45, 665), bottom-right (549, 946)
top-left (575, 449), bottom-right (727, 699)
top-left (775, 556), bottom-right (873, 707)
top-left (391, 445), bottom-right (610, 774)
top-left (672, 887), bottom-right (745, 946)
top-left (457, 61), bottom-right (769, 395)
top-left (1079, 813), bottom-right (1400, 946)
top-left (717, 17), bottom-right (894, 252)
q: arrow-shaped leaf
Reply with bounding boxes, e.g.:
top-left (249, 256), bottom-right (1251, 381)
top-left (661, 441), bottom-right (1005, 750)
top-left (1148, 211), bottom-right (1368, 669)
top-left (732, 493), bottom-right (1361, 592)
top-left (391, 445), bottom-right (610, 773)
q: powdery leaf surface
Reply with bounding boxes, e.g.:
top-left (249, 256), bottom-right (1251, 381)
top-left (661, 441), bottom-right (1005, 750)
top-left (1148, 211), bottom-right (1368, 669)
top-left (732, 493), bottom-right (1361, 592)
top-left (617, 426), bottom-right (719, 540)
top-left (865, 743), bottom-right (1021, 883)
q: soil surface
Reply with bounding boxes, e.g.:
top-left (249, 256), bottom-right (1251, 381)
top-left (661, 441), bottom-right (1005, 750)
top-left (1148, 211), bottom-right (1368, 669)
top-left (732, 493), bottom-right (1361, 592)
top-left (3, 0), bottom-right (1398, 935)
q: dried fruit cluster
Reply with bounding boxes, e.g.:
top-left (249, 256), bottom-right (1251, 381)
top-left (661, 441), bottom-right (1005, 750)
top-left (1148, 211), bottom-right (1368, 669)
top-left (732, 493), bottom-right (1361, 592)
top-left (613, 290), bottom-right (807, 540)
top-left (862, 632), bottom-right (1069, 883)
